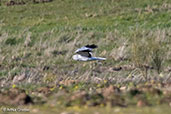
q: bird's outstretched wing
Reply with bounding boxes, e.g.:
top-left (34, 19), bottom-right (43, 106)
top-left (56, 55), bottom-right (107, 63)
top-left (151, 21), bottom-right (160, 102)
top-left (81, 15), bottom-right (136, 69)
top-left (85, 44), bottom-right (97, 49)
top-left (76, 50), bottom-right (92, 57)
top-left (75, 44), bottom-right (98, 53)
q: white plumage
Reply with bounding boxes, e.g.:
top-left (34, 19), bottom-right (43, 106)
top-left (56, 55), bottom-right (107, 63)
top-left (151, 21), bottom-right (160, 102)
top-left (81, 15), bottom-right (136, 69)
top-left (72, 44), bottom-right (106, 61)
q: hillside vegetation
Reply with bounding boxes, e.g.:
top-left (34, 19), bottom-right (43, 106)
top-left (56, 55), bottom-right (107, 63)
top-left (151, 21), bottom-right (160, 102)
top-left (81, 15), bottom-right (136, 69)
top-left (0, 0), bottom-right (171, 114)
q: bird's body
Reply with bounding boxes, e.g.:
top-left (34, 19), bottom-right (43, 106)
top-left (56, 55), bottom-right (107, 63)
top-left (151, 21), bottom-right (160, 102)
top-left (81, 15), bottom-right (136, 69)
top-left (72, 44), bottom-right (106, 61)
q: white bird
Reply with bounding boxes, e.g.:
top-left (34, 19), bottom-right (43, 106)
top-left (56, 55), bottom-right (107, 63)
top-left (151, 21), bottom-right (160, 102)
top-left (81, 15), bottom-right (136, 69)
top-left (72, 44), bottom-right (106, 61)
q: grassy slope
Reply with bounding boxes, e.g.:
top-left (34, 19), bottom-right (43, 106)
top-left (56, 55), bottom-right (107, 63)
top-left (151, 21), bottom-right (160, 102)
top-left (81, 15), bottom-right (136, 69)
top-left (0, 0), bottom-right (170, 86)
top-left (0, 0), bottom-right (170, 75)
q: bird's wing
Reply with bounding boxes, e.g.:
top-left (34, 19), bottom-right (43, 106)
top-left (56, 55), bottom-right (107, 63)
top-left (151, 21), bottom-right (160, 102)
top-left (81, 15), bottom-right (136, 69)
top-left (75, 44), bottom-right (98, 53)
top-left (76, 51), bottom-right (92, 58)
top-left (85, 44), bottom-right (98, 49)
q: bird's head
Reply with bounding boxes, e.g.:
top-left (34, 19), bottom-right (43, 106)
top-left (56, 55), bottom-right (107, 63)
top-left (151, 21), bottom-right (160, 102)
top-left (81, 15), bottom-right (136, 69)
top-left (72, 54), bottom-right (79, 61)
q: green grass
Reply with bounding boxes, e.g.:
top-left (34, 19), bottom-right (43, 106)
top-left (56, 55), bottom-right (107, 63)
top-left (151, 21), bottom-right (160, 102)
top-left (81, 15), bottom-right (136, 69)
top-left (0, 0), bottom-right (170, 89)
top-left (2, 104), bottom-right (171, 114)
top-left (28, 105), bottom-right (171, 114)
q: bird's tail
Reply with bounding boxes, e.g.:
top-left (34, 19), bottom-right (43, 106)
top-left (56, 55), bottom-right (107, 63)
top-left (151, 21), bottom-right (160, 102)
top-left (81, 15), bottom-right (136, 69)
top-left (90, 57), bottom-right (106, 61)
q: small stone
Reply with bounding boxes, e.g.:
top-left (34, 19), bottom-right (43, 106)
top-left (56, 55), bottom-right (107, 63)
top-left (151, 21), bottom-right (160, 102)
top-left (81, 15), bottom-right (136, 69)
top-left (114, 108), bottom-right (120, 112)
top-left (32, 109), bottom-right (39, 113)
top-left (60, 112), bottom-right (73, 114)
top-left (169, 102), bottom-right (171, 107)
top-left (137, 100), bottom-right (146, 107)
top-left (120, 86), bottom-right (126, 91)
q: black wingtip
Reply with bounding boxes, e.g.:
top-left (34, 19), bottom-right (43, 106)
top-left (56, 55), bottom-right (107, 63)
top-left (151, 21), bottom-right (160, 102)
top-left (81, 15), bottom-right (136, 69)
top-left (85, 44), bottom-right (98, 48)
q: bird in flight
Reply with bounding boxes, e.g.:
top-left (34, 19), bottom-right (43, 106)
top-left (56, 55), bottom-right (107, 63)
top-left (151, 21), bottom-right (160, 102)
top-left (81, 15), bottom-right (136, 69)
top-left (72, 44), bottom-right (106, 61)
